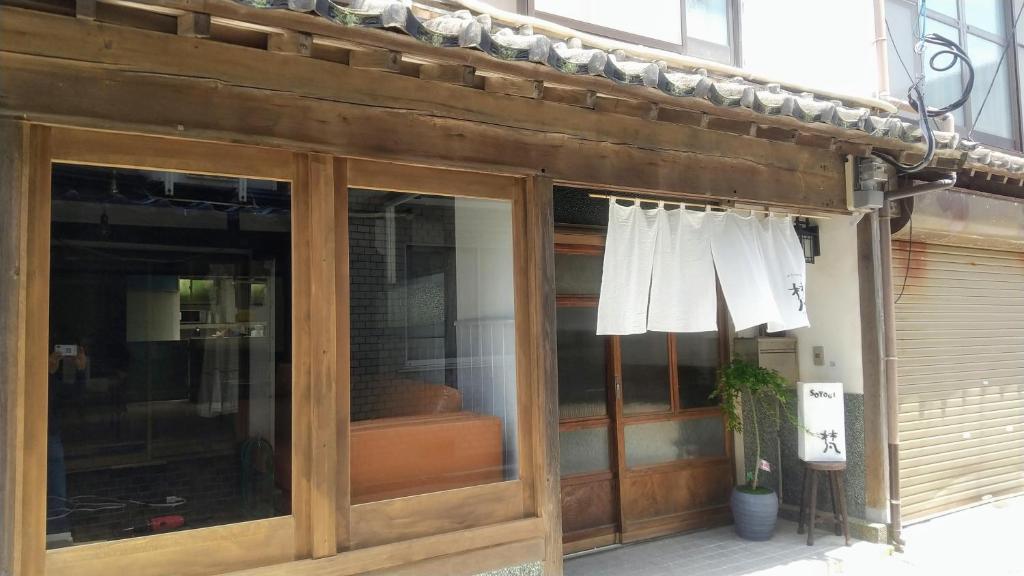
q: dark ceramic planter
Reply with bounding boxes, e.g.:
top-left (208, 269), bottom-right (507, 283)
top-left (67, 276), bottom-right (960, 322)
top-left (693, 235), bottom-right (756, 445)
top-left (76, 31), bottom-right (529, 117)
top-left (731, 487), bottom-right (779, 541)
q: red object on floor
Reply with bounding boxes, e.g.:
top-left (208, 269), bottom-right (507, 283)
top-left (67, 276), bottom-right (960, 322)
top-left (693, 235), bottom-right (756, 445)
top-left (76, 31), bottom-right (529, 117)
top-left (146, 515), bottom-right (185, 533)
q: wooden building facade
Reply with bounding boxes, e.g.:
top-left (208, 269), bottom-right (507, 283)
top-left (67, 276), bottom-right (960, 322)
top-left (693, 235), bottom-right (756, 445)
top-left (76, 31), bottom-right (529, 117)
top-left (1, 1), bottom-right (1005, 575)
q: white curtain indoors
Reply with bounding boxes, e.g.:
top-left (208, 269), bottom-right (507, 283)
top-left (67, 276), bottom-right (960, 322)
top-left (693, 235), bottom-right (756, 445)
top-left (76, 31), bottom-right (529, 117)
top-left (597, 199), bottom-right (809, 335)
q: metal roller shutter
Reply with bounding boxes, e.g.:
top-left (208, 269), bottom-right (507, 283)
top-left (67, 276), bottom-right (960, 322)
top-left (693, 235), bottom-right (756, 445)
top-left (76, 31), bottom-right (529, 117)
top-left (893, 240), bottom-right (1024, 522)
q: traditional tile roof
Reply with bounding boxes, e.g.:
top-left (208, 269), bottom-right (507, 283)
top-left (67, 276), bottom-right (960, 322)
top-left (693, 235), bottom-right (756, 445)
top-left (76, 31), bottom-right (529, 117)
top-left (239, 0), bottom-right (1024, 181)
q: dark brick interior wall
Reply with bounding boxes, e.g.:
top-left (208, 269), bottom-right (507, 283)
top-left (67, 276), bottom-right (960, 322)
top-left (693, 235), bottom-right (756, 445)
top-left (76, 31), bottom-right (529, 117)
top-left (349, 191), bottom-right (456, 421)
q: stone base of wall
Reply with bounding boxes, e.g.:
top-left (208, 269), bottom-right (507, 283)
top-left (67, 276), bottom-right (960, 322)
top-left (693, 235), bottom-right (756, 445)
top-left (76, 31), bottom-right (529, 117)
top-left (743, 392), bottom-right (867, 519)
top-left (473, 561), bottom-right (544, 576)
top-left (778, 503), bottom-right (889, 544)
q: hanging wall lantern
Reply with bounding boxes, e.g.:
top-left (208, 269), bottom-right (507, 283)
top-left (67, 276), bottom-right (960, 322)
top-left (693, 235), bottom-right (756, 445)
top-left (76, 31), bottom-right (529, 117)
top-left (794, 217), bottom-right (820, 264)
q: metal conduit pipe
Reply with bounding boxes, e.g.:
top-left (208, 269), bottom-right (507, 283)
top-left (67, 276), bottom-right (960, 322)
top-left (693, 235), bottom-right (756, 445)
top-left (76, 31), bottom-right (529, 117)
top-left (878, 175), bottom-right (955, 551)
top-left (873, 0), bottom-right (890, 99)
top-left (886, 178), bottom-right (958, 202)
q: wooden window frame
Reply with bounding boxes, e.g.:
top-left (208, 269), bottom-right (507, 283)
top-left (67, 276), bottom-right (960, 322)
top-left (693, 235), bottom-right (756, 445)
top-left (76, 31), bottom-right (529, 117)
top-left (519, 0), bottom-right (742, 66)
top-left (887, 0), bottom-right (1022, 150)
top-left (17, 127), bottom-right (304, 576)
top-left (11, 127), bottom-right (553, 575)
top-left (342, 158), bottom-right (538, 548)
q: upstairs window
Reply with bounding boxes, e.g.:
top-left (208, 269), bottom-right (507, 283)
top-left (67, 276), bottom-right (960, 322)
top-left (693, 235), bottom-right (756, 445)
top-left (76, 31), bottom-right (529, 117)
top-left (528, 0), bottom-right (738, 64)
top-left (886, 0), bottom-right (1019, 149)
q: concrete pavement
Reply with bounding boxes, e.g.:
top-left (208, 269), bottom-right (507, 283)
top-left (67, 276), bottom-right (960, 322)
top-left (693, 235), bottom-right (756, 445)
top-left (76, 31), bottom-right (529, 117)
top-left (564, 496), bottom-right (1023, 576)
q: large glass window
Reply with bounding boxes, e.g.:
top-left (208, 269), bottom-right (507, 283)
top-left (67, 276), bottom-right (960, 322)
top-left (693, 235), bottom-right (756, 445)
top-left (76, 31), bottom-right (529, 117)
top-left (556, 306), bottom-right (608, 419)
top-left (559, 426), bottom-right (612, 476)
top-left (677, 332), bottom-right (721, 408)
top-left (532, 0), bottom-right (737, 64)
top-left (621, 331), bottom-right (671, 415)
top-left (535, 0), bottom-right (683, 44)
top-left (624, 417), bottom-right (725, 468)
top-left (46, 164), bottom-right (292, 548)
top-left (886, 0), bottom-right (1019, 148)
top-left (348, 189), bottom-right (518, 504)
top-left (554, 253), bottom-right (603, 296)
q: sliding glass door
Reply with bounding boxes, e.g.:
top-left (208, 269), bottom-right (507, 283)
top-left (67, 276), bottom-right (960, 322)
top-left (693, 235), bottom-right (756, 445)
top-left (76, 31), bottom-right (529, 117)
top-left (555, 231), bottom-right (734, 552)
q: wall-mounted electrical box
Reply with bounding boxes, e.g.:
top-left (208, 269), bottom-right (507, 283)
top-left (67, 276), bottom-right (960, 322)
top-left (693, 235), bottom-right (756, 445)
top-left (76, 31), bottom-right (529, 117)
top-left (734, 336), bottom-right (799, 386)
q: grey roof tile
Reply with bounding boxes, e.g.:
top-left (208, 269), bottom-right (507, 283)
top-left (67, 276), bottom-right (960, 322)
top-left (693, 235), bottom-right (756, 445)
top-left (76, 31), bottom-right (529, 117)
top-left (740, 84), bottom-right (786, 115)
top-left (706, 78), bottom-right (747, 107)
top-left (782, 93), bottom-right (835, 123)
top-left (239, 0), bottom-right (1024, 177)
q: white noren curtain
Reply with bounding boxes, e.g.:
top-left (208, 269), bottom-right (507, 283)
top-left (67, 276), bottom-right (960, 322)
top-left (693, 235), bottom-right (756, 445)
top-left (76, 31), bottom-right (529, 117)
top-left (648, 208), bottom-right (718, 333)
top-left (596, 200), bottom-right (810, 335)
top-left (596, 200), bottom-right (659, 335)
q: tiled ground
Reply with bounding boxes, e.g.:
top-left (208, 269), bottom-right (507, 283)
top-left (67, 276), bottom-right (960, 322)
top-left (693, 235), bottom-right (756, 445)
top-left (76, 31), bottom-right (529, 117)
top-left (564, 497), bottom-right (1024, 576)
top-left (564, 519), bottom-right (896, 576)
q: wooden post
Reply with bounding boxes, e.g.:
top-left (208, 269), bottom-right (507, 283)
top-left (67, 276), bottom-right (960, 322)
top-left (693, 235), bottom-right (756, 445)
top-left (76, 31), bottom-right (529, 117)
top-left (0, 120), bottom-right (29, 576)
top-left (291, 153), bottom-right (314, 559)
top-left (334, 158), bottom-right (351, 552)
top-left (858, 212), bottom-right (890, 523)
top-left (525, 176), bottom-right (562, 574)
top-left (14, 125), bottom-right (51, 576)
top-left (308, 153), bottom-right (338, 559)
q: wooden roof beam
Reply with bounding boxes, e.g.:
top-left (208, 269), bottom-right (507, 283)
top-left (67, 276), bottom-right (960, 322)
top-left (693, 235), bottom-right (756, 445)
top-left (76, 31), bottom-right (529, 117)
top-left (348, 48), bottom-right (402, 73)
top-left (594, 96), bottom-right (658, 121)
top-left (48, 0), bottom-right (920, 155)
top-left (542, 86), bottom-right (596, 109)
top-left (76, 0), bottom-right (96, 19)
top-left (483, 76), bottom-right (543, 99)
top-left (268, 30), bottom-right (312, 56)
top-left (177, 12), bottom-right (211, 38)
top-left (419, 63), bottom-right (481, 88)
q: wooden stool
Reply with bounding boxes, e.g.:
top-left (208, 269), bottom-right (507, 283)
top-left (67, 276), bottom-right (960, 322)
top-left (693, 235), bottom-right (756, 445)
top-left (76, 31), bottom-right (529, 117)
top-left (797, 460), bottom-right (850, 546)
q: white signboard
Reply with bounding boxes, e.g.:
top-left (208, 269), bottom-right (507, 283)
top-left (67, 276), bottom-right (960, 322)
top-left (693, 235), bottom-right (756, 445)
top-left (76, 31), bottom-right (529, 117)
top-left (797, 382), bottom-right (846, 462)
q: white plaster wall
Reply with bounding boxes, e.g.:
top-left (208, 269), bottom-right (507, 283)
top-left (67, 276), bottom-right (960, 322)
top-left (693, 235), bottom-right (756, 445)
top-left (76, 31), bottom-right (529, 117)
top-left (792, 214), bottom-right (865, 394)
top-left (485, 0), bottom-right (517, 13)
top-left (740, 0), bottom-right (878, 98)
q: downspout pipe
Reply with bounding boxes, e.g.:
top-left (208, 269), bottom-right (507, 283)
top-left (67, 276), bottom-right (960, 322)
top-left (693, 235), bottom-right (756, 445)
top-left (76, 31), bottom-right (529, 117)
top-left (873, 0), bottom-right (890, 99)
top-left (886, 178), bottom-right (958, 202)
top-left (878, 175), bottom-right (955, 551)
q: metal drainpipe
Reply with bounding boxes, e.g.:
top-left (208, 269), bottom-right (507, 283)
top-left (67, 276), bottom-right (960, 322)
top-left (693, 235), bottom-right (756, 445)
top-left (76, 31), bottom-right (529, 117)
top-left (873, 0), bottom-right (890, 99)
top-left (878, 176), bottom-right (955, 551)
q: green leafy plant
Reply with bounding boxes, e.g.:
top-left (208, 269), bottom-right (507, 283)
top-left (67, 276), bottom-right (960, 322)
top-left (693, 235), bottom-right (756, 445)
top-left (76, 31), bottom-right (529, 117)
top-left (711, 358), bottom-right (794, 493)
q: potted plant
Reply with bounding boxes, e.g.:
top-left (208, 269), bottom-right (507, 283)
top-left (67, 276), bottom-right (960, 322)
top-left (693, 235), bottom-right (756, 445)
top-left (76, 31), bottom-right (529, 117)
top-left (712, 358), bottom-right (792, 541)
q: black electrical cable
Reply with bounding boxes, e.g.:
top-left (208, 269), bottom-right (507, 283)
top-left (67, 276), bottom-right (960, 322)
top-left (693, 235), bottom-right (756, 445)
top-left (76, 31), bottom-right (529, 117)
top-left (874, 30), bottom-right (975, 173)
top-left (894, 215), bottom-right (913, 305)
top-left (872, 85), bottom-right (937, 173)
top-left (911, 33), bottom-right (974, 117)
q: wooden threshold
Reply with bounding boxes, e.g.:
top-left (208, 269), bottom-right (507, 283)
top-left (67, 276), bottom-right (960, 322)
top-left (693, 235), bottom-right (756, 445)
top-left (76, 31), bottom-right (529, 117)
top-left (350, 481), bottom-right (526, 549)
top-left (621, 505), bottom-right (732, 544)
top-left (46, 517), bottom-right (296, 576)
top-left (562, 527), bottom-right (617, 556)
top-left (225, 518), bottom-right (545, 576)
